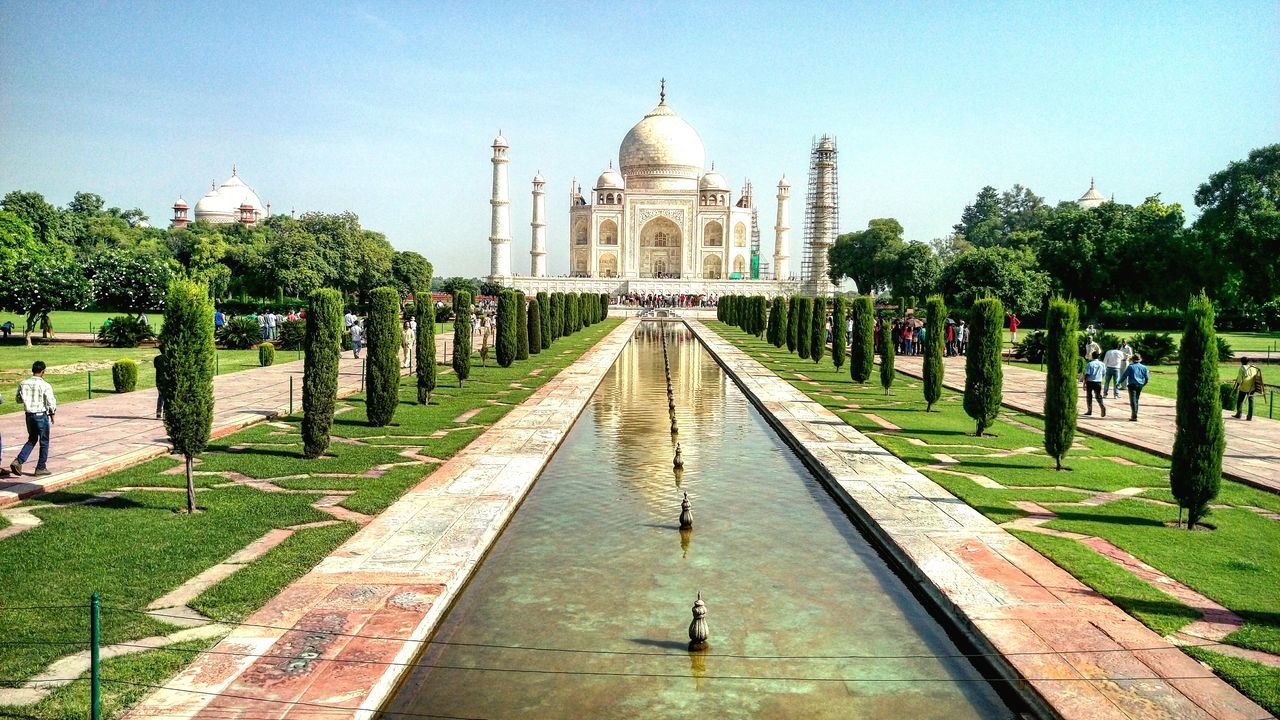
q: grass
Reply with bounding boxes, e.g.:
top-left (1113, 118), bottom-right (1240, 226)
top-left (1182, 647), bottom-right (1280, 718)
top-left (1001, 327), bottom-right (1280, 354)
top-left (0, 310), bottom-right (167, 337)
top-left (0, 318), bottom-right (621, 712)
top-left (711, 321), bottom-right (1280, 713)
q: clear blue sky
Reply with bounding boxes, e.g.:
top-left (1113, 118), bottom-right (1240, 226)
top-left (2, 1), bottom-right (1276, 278)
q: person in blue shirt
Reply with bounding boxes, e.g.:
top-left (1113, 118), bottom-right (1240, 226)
top-left (1083, 351), bottom-right (1106, 418)
top-left (214, 310), bottom-right (225, 329)
top-left (1119, 353), bottom-right (1149, 421)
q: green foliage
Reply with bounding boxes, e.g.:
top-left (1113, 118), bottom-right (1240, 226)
top-left (941, 245), bottom-right (1049, 316)
top-left (599, 293), bottom-right (609, 320)
top-left (527, 296), bottom-right (542, 356)
top-left (0, 253), bottom-right (90, 341)
top-left (830, 297), bottom-right (847, 370)
top-left (1130, 331), bottom-right (1176, 365)
top-left (97, 314), bottom-right (156, 348)
top-left (364, 287), bottom-right (401, 426)
top-left (538, 291), bottom-right (552, 348)
top-left (390, 251), bottom-right (433, 297)
top-left (767, 296), bottom-right (784, 347)
top-left (112, 358), bottom-right (138, 393)
top-left (1192, 143), bottom-right (1280, 305)
top-left (1015, 329), bottom-right (1047, 363)
top-left (1171, 293), bottom-right (1224, 529)
top-left (218, 316), bottom-right (261, 349)
top-left (810, 297), bottom-right (826, 362)
top-left (923, 296), bottom-right (946, 410)
top-left (452, 290), bottom-right (472, 386)
top-left (963, 296), bottom-right (1004, 436)
top-left (303, 289), bottom-right (342, 458)
top-left (86, 249), bottom-right (176, 313)
top-left (849, 295), bottom-right (875, 383)
top-left (159, 278), bottom-right (215, 512)
top-left (1044, 298), bottom-right (1079, 469)
top-left (1216, 336), bottom-right (1234, 362)
top-left (1220, 382), bottom-right (1237, 411)
top-left (566, 292), bottom-right (580, 334)
top-left (878, 314), bottom-right (895, 394)
top-left (276, 319), bottom-right (305, 351)
top-left (786, 296), bottom-right (799, 352)
top-left (549, 292), bottom-right (562, 341)
top-left (414, 293), bottom-right (436, 403)
top-left (754, 295), bottom-right (768, 338)
top-left (496, 290), bottom-right (517, 367)
top-left (438, 276), bottom-right (480, 298)
top-left (258, 342), bottom-right (275, 367)
top-left (796, 297), bottom-right (813, 359)
top-left (828, 218), bottom-right (906, 292)
top-left (516, 291), bottom-right (530, 360)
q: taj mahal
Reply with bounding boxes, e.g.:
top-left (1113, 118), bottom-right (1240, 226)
top-left (492, 83), bottom-right (836, 298)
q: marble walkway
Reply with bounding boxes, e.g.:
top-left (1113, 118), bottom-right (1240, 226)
top-left (893, 355), bottom-right (1280, 494)
top-left (686, 320), bottom-right (1264, 720)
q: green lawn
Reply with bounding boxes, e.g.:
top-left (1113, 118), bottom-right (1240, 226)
top-left (711, 321), bottom-right (1280, 716)
top-left (0, 344), bottom-right (263, 415)
top-left (0, 310), bottom-right (166, 337)
top-left (0, 318), bottom-right (620, 717)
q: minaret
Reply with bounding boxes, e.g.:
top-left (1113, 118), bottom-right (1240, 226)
top-left (488, 132), bottom-right (512, 280)
top-left (802, 135), bottom-right (838, 295)
top-left (530, 172), bottom-right (547, 277)
top-left (773, 176), bottom-right (791, 281)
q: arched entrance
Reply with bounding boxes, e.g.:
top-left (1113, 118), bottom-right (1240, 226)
top-left (703, 253), bottom-right (722, 279)
top-left (598, 252), bottom-right (618, 277)
top-left (640, 217), bottom-right (682, 278)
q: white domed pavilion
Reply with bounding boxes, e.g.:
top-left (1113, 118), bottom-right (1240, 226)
top-left (171, 167), bottom-right (269, 228)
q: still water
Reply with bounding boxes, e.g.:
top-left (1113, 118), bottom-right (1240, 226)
top-left (383, 323), bottom-right (1019, 719)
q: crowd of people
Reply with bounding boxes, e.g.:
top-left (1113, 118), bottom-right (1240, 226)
top-left (613, 293), bottom-right (719, 309)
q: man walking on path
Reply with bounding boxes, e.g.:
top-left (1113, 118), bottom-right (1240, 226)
top-left (1119, 353), bottom-right (1149, 421)
top-left (1232, 357), bottom-right (1263, 421)
top-left (1103, 342), bottom-right (1125, 398)
top-left (1084, 351), bottom-right (1106, 418)
top-left (350, 320), bottom-right (364, 359)
top-left (1117, 338), bottom-right (1133, 395)
top-left (10, 361), bottom-right (57, 476)
top-left (401, 320), bottom-right (416, 369)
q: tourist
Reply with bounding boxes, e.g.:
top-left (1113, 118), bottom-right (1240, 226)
top-left (1232, 357), bottom-right (1263, 421)
top-left (0, 320), bottom-right (13, 339)
top-left (1120, 353), bottom-right (1149, 421)
top-left (350, 320), bottom-right (364, 359)
top-left (344, 309), bottom-right (356, 331)
top-left (257, 311), bottom-right (268, 340)
top-left (1116, 338), bottom-right (1133, 394)
top-left (138, 312), bottom-right (149, 326)
top-left (915, 323), bottom-right (926, 356)
top-left (1007, 312), bottom-right (1020, 343)
top-left (265, 310), bottom-right (278, 340)
top-left (401, 320), bottom-right (415, 369)
top-left (10, 360), bottom-right (57, 476)
top-left (1083, 351), bottom-right (1106, 418)
top-left (1102, 342), bottom-right (1125, 398)
top-left (153, 352), bottom-right (166, 420)
top-left (945, 319), bottom-right (956, 356)
top-left (214, 309), bottom-right (225, 330)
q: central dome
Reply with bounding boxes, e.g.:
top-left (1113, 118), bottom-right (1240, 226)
top-left (618, 100), bottom-right (705, 190)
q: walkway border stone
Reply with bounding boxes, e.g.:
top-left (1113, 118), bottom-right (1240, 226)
top-left (123, 319), bottom-right (638, 720)
top-left (684, 320), bottom-right (1263, 720)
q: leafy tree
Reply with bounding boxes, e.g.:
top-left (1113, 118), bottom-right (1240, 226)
top-left (599, 293), bottom-right (609, 320)
top-left (527, 296), bottom-right (542, 356)
top-left (515, 290), bottom-right (530, 360)
top-left (786, 296), bottom-right (799, 353)
top-left (452, 290), bottom-right (472, 386)
top-left (940, 245), bottom-right (1049, 316)
top-left (830, 297), bottom-right (847, 370)
top-left (828, 218), bottom-right (906, 292)
top-left (879, 315), bottom-right (895, 395)
top-left (479, 280), bottom-right (504, 297)
top-left (364, 287), bottom-right (401, 426)
top-left (923, 295), bottom-right (946, 411)
top-left (810, 297), bottom-right (826, 363)
top-left (549, 292), bottom-right (562, 342)
top-left (303, 289), bottom-right (343, 457)
top-left (849, 295), bottom-right (875, 383)
top-left (159, 279), bottom-right (215, 513)
top-left (414, 292), bottom-right (436, 404)
top-left (891, 242), bottom-right (941, 300)
top-left (954, 185), bottom-right (1003, 247)
top-left (1, 190), bottom-right (61, 245)
top-left (537, 291), bottom-right (551, 348)
top-left (496, 290), bottom-right (517, 367)
top-left (0, 253), bottom-right (90, 345)
top-left (566, 292), bottom-right (580, 334)
top-left (963, 297), bottom-right (1004, 436)
top-left (1043, 297), bottom-right (1078, 470)
top-left (1170, 293), bottom-right (1224, 529)
top-left (438, 276), bottom-right (480, 298)
top-left (767, 296), bottom-right (784, 347)
top-left (87, 248), bottom-right (176, 312)
top-left (391, 251), bottom-right (433, 297)
top-left (0, 211), bottom-right (43, 279)
top-left (796, 297), bottom-right (813, 359)
top-left (1192, 144), bottom-right (1280, 305)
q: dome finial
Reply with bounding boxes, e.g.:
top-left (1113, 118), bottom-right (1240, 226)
top-left (232, 163), bottom-right (237, 176)
top-left (659, 78), bottom-right (666, 105)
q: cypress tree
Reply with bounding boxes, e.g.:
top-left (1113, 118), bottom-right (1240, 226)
top-left (496, 289), bottom-right (517, 367)
top-left (515, 291), bottom-right (529, 360)
top-left (600, 293), bottom-right (609, 320)
top-left (414, 292), bottom-right (436, 405)
top-left (1171, 292), bottom-right (1224, 529)
top-left (159, 278), bottom-right (215, 513)
top-left (831, 297), bottom-right (847, 370)
top-left (527, 296), bottom-right (542, 356)
top-left (549, 292), bottom-right (562, 342)
top-left (755, 296), bottom-right (767, 337)
top-left (717, 298), bottom-right (725, 323)
top-left (723, 295), bottom-right (734, 325)
top-left (538, 291), bottom-right (552, 349)
top-left (811, 297), bottom-right (826, 363)
top-left (879, 314), bottom-right (895, 395)
top-left (767, 296), bottom-right (784, 346)
top-left (579, 292), bottom-right (590, 327)
top-left (923, 295), bottom-right (946, 412)
top-left (452, 290), bottom-right (472, 386)
top-left (565, 292), bottom-right (578, 334)
top-left (1043, 297), bottom-right (1078, 470)
top-left (365, 286), bottom-right (401, 427)
top-left (786, 296), bottom-right (800, 353)
top-left (303, 288), bottom-right (343, 458)
top-left (964, 296), bottom-right (1004, 436)
top-left (849, 295), bottom-right (875, 384)
top-left (797, 297), bottom-right (813, 359)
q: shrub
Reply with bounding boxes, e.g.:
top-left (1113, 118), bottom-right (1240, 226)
top-left (755, 296), bottom-right (768, 338)
top-left (496, 290), bottom-right (517, 367)
top-left (111, 358), bottom-right (138, 392)
top-left (159, 278), bottom-right (215, 513)
top-left (277, 319), bottom-right (305, 351)
top-left (527, 296), bottom-right (542, 356)
top-left (1216, 337), bottom-right (1233, 362)
top-left (831, 297), bottom-right (847, 371)
top-left (567, 292), bottom-right (580, 334)
top-left (538, 292), bottom-right (552, 349)
top-left (452, 290), bottom-right (472, 386)
top-left (879, 315), bottom-right (895, 395)
top-left (1219, 382), bottom-right (1236, 411)
top-left (414, 293), bottom-right (436, 404)
top-left (516, 291), bottom-right (530, 360)
top-left (600, 293), bottom-right (609, 320)
top-left (549, 292), bottom-right (562, 342)
top-left (786, 296), bottom-right (799, 353)
top-left (849, 295), bottom-right (875, 384)
top-left (1130, 331), bottom-right (1176, 365)
top-left (1015, 330), bottom-right (1047, 364)
top-left (219, 316), bottom-right (261, 350)
top-left (923, 296), bottom-right (946, 411)
top-left (98, 315), bottom-right (156, 348)
top-left (1171, 293), bottom-right (1224, 530)
top-left (964, 296), bottom-right (1004, 436)
top-left (364, 287), bottom-right (401, 426)
top-left (810, 297), bottom-right (826, 363)
top-left (258, 342), bottom-right (275, 367)
top-left (1043, 298), bottom-right (1079, 470)
top-left (303, 289), bottom-right (343, 458)
top-left (796, 297), bottom-right (813, 360)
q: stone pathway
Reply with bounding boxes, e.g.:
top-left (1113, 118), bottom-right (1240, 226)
top-left (122, 319), bottom-right (638, 720)
top-left (688, 321), bottom-right (1265, 720)
top-left (895, 355), bottom-right (1280, 494)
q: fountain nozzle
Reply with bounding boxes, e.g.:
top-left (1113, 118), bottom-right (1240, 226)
top-left (688, 592), bottom-right (709, 651)
top-left (679, 492), bottom-right (693, 529)
top-left (673, 443), bottom-right (684, 468)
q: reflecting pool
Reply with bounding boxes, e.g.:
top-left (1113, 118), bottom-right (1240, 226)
top-left (383, 323), bottom-right (1020, 718)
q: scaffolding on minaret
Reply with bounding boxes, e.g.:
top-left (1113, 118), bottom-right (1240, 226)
top-left (800, 135), bottom-right (839, 294)
top-left (740, 180), bottom-right (763, 280)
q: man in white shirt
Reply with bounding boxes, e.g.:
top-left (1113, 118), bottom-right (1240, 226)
top-left (265, 311), bottom-right (278, 340)
top-left (1103, 343), bottom-right (1125, 398)
top-left (1115, 339), bottom-right (1134, 396)
top-left (10, 361), bottom-right (57, 476)
top-left (344, 311), bottom-right (356, 331)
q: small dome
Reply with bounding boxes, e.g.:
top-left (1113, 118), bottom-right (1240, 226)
top-left (699, 170), bottom-right (729, 191)
top-left (1077, 179), bottom-right (1106, 209)
top-left (173, 197), bottom-right (188, 208)
top-left (533, 171), bottom-right (546, 183)
top-left (596, 164), bottom-right (624, 189)
top-left (193, 169), bottom-right (266, 223)
top-left (492, 132), bottom-right (508, 148)
top-left (778, 175), bottom-right (790, 189)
